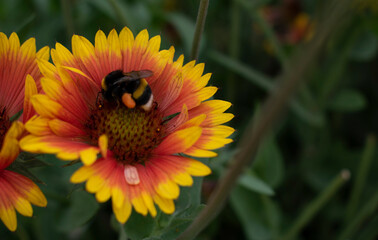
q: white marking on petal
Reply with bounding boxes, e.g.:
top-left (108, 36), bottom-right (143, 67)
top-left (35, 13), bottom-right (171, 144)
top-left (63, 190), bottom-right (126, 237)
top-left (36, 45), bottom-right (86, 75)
top-left (124, 165), bottom-right (140, 185)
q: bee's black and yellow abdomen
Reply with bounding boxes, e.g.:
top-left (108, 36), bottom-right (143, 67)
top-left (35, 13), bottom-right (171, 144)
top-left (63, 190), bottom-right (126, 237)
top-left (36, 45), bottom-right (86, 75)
top-left (134, 84), bottom-right (152, 106)
top-left (132, 78), bottom-right (152, 105)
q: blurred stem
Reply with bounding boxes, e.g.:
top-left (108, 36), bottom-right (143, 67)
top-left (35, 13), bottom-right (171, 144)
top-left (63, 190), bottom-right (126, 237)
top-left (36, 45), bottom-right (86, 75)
top-left (118, 223), bottom-right (127, 240)
top-left (209, 51), bottom-right (324, 126)
top-left (238, 0), bottom-right (287, 69)
top-left (338, 191), bottom-right (378, 240)
top-left (346, 135), bottom-right (376, 222)
top-left (177, 1), bottom-right (353, 239)
top-left (60, 0), bottom-right (74, 39)
top-left (281, 170), bottom-right (351, 240)
top-left (108, 0), bottom-right (128, 26)
top-left (190, 0), bottom-right (209, 61)
top-left (226, 0), bottom-right (241, 102)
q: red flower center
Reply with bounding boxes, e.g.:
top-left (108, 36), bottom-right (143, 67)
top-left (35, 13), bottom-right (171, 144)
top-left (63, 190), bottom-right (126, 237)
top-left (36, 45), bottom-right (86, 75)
top-left (0, 107), bottom-right (11, 149)
top-left (85, 102), bottom-right (165, 165)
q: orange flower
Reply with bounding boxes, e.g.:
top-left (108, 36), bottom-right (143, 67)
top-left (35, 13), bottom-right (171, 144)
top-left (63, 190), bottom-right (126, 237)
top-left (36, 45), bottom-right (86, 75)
top-left (0, 33), bottom-right (48, 231)
top-left (20, 27), bottom-right (234, 223)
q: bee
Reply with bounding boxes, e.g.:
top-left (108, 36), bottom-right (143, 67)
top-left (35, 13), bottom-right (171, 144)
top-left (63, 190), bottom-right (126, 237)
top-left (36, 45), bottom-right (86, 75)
top-left (101, 70), bottom-right (154, 111)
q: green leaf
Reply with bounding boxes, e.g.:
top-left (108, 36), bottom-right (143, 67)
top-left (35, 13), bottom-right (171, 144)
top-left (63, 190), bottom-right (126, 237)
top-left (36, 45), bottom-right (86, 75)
top-left (144, 178), bottom-right (204, 239)
top-left (328, 89), bottom-right (366, 112)
top-left (349, 31), bottom-right (378, 61)
top-left (230, 186), bottom-right (281, 240)
top-left (57, 190), bottom-right (100, 232)
top-left (238, 170), bottom-right (275, 196)
top-left (123, 211), bottom-right (155, 240)
top-left (253, 134), bottom-right (285, 188)
top-left (155, 205), bottom-right (205, 240)
top-left (120, 178), bottom-right (204, 239)
top-left (174, 177), bottom-right (203, 215)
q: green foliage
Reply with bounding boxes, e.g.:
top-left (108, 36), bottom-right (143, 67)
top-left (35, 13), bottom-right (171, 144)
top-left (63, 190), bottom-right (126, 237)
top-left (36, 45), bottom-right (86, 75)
top-left (0, 0), bottom-right (377, 239)
top-left (231, 187), bottom-right (281, 240)
top-left (328, 89), bottom-right (366, 112)
top-left (57, 191), bottom-right (100, 232)
top-left (238, 171), bottom-right (275, 196)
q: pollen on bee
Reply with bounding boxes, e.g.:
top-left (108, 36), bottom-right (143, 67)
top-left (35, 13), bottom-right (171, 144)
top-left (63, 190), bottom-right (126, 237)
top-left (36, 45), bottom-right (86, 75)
top-left (122, 93), bottom-right (136, 109)
top-left (124, 165), bottom-right (140, 185)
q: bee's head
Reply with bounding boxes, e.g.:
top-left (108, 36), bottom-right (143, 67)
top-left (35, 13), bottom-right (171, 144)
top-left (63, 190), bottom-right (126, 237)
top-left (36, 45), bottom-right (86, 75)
top-left (102, 70), bottom-right (125, 90)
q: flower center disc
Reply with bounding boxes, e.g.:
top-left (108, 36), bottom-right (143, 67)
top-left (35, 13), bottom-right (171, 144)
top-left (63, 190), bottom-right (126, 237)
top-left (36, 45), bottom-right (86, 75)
top-left (85, 103), bottom-right (164, 165)
top-left (0, 107), bottom-right (11, 149)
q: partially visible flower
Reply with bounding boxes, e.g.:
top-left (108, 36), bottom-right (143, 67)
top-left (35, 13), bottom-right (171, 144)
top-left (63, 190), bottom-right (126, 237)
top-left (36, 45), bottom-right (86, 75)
top-left (0, 32), bottom-right (48, 231)
top-left (260, 0), bottom-right (313, 48)
top-left (20, 27), bottom-right (234, 224)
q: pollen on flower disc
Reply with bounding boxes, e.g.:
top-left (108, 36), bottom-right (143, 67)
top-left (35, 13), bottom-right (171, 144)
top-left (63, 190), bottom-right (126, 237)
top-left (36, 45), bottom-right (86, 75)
top-left (85, 103), bottom-right (164, 165)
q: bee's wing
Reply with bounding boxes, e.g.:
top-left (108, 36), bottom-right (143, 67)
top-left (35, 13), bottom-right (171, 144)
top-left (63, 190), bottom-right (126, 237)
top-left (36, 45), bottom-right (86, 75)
top-left (113, 76), bottom-right (133, 85)
top-left (126, 70), bottom-right (153, 79)
top-left (114, 70), bottom-right (153, 85)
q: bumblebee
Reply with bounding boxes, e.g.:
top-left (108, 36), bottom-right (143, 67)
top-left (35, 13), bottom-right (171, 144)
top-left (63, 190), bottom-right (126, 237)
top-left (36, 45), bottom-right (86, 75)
top-left (101, 70), bottom-right (154, 111)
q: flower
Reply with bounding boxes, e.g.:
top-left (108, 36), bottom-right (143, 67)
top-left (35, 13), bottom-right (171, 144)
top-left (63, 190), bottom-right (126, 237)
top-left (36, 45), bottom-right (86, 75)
top-left (20, 27), bottom-right (234, 223)
top-left (0, 32), bottom-right (48, 231)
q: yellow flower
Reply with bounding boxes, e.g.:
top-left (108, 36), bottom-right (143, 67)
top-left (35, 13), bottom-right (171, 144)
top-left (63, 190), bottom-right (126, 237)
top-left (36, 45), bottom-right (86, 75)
top-left (20, 27), bottom-right (234, 223)
top-left (0, 32), bottom-right (48, 231)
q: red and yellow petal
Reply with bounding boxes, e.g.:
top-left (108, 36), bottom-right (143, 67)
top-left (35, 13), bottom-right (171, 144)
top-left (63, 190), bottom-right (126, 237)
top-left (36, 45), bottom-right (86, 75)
top-left (70, 153), bottom-right (210, 223)
top-left (153, 126), bottom-right (202, 155)
top-left (22, 75), bottom-right (38, 123)
top-left (20, 135), bottom-right (99, 165)
top-left (0, 122), bottom-right (24, 169)
top-left (0, 170), bottom-right (46, 231)
top-left (189, 100), bottom-right (233, 127)
top-left (0, 33), bottom-right (48, 117)
top-left (173, 100), bottom-right (234, 157)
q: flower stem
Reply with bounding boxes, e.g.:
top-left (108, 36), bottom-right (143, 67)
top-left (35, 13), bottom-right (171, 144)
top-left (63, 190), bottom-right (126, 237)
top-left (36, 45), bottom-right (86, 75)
top-left (60, 0), bottom-right (75, 39)
top-left (177, 1), bottom-right (354, 239)
top-left (226, 0), bottom-right (241, 102)
top-left (338, 191), bottom-right (378, 240)
top-left (281, 170), bottom-right (350, 240)
top-left (190, 0), bottom-right (209, 61)
top-left (118, 222), bottom-right (127, 240)
top-left (345, 135), bottom-right (376, 222)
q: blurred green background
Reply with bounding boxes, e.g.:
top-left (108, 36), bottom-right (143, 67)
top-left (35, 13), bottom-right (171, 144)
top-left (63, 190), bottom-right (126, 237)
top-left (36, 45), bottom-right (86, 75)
top-left (0, 0), bottom-right (377, 239)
